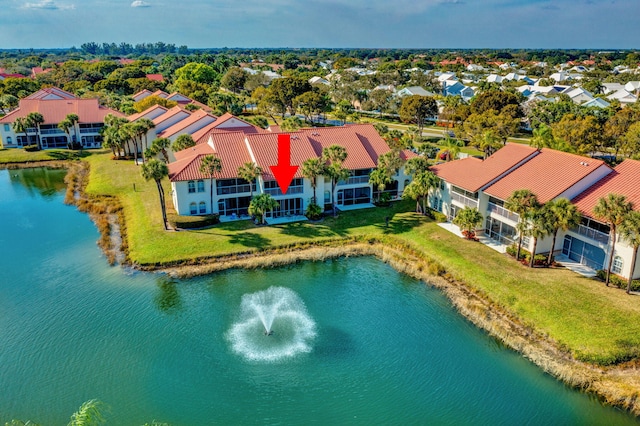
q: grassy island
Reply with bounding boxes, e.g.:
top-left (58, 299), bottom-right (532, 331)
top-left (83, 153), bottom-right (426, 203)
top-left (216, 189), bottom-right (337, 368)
top-left (4, 149), bottom-right (640, 414)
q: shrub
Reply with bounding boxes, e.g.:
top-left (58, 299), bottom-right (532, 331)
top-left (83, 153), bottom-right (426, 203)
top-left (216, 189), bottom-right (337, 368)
top-left (595, 270), bottom-right (640, 291)
top-left (375, 192), bottom-right (391, 207)
top-left (305, 202), bottom-right (322, 220)
top-left (168, 214), bottom-right (219, 229)
top-left (23, 144), bottom-right (39, 152)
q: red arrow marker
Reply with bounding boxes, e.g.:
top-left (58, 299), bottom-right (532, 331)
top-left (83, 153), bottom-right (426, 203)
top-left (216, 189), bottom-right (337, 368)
top-left (270, 134), bottom-right (299, 194)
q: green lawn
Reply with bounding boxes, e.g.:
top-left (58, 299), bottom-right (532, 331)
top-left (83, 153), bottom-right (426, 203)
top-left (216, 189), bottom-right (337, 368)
top-left (4, 150), bottom-right (640, 366)
top-left (0, 147), bottom-right (94, 163)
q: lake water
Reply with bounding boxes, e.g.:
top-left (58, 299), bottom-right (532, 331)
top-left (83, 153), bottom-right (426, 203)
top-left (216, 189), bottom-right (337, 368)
top-left (0, 168), bottom-right (637, 425)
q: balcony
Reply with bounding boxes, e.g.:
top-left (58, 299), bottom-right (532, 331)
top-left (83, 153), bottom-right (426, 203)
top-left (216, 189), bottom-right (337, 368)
top-left (338, 176), bottom-right (370, 186)
top-left (264, 186), bottom-right (304, 196)
top-left (575, 224), bottom-right (609, 245)
top-left (451, 192), bottom-right (478, 208)
top-left (217, 184), bottom-right (253, 196)
top-left (487, 202), bottom-right (519, 222)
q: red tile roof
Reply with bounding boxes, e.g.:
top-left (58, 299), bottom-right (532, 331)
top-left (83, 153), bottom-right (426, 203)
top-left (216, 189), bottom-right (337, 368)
top-left (245, 132), bottom-right (317, 180)
top-left (146, 73), bottom-right (164, 82)
top-left (0, 98), bottom-right (123, 125)
top-left (132, 89), bottom-right (153, 100)
top-left (193, 113), bottom-right (264, 144)
top-left (159, 109), bottom-right (217, 139)
top-left (483, 149), bottom-right (609, 203)
top-left (299, 126), bottom-right (377, 170)
top-left (25, 87), bottom-right (76, 100)
top-left (431, 144), bottom-right (538, 192)
top-left (572, 159), bottom-right (640, 218)
top-left (128, 104), bottom-right (168, 122)
top-left (169, 132), bottom-right (253, 181)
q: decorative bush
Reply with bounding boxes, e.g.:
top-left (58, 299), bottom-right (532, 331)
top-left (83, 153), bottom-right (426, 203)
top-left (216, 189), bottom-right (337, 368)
top-left (595, 270), bottom-right (640, 291)
top-left (23, 144), bottom-right (39, 152)
top-left (305, 202), bottom-right (322, 220)
top-left (168, 214), bottom-right (219, 229)
top-left (375, 192), bottom-right (391, 207)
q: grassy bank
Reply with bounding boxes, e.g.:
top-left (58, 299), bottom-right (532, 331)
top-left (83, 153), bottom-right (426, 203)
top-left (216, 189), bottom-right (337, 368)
top-left (4, 149), bottom-right (640, 411)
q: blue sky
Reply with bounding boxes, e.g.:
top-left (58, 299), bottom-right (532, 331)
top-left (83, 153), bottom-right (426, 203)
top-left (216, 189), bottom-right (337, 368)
top-left (0, 0), bottom-right (638, 49)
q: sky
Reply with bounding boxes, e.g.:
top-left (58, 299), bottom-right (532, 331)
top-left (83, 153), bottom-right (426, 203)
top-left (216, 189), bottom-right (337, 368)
top-left (0, 0), bottom-right (638, 49)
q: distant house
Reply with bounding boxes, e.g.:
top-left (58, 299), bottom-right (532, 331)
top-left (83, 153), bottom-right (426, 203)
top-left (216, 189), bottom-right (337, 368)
top-left (561, 87), bottom-right (595, 104)
top-left (309, 76), bottom-right (330, 86)
top-left (396, 86), bottom-right (435, 97)
top-left (146, 73), bottom-right (165, 82)
top-left (607, 89), bottom-right (638, 105)
top-left (582, 97), bottom-right (610, 109)
top-left (0, 87), bottom-right (122, 149)
top-left (442, 80), bottom-right (474, 101)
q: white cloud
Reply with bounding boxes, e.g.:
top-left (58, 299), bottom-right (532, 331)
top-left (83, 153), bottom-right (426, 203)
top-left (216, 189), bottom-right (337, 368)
top-left (23, 0), bottom-right (74, 9)
top-left (131, 0), bottom-right (151, 7)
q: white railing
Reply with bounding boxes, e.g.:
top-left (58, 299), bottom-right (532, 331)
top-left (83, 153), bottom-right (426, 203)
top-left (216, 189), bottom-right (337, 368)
top-left (487, 202), bottom-right (519, 222)
top-left (264, 186), bottom-right (304, 196)
top-left (576, 224), bottom-right (609, 245)
top-left (451, 192), bottom-right (478, 208)
top-left (338, 176), bottom-right (370, 186)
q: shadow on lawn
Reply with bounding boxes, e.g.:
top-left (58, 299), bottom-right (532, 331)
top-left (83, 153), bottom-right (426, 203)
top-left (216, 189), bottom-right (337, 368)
top-left (47, 150), bottom-right (91, 160)
top-left (228, 231), bottom-right (271, 249)
top-left (375, 213), bottom-right (428, 234)
top-left (279, 221), bottom-right (340, 239)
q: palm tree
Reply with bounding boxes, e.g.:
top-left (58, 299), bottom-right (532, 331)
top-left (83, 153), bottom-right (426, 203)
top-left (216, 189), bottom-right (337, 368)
top-left (453, 207), bottom-right (484, 239)
top-left (369, 167), bottom-right (392, 202)
top-left (438, 136), bottom-right (463, 161)
top-left (141, 159), bottom-right (169, 230)
top-left (301, 157), bottom-right (325, 204)
top-left (321, 145), bottom-right (349, 217)
top-left (620, 211), bottom-right (640, 294)
top-left (505, 189), bottom-right (539, 262)
top-left (248, 193), bottom-right (279, 224)
top-left (402, 170), bottom-right (439, 214)
top-left (594, 193), bottom-right (633, 286)
top-left (136, 118), bottom-right (156, 155)
top-left (148, 137), bottom-right (172, 163)
top-left (237, 162), bottom-right (262, 199)
top-left (12, 116), bottom-right (29, 147)
top-left (58, 116), bottom-right (76, 149)
top-left (527, 207), bottom-right (553, 268)
top-left (25, 112), bottom-right (44, 150)
top-left (199, 154), bottom-right (222, 215)
top-left (545, 198), bottom-right (581, 265)
top-left (68, 399), bottom-right (107, 426)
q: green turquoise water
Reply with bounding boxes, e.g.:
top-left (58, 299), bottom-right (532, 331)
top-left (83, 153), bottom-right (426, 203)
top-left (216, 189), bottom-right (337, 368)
top-left (0, 168), bottom-right (638, 425)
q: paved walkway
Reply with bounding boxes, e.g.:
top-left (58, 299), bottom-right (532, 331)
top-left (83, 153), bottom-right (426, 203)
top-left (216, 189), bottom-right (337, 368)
top-left (265, 215), bottom-right (308, 225)
top-left (337, 203), bottom-right (376, 212)
top-left (553, 255), bottom-right (598, 278)
top-left (437, 222), bottom-right (508, 254)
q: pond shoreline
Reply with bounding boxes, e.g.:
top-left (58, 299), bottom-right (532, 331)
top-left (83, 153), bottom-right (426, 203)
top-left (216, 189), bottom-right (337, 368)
top-left (5, 159), bottom-right (640, 417)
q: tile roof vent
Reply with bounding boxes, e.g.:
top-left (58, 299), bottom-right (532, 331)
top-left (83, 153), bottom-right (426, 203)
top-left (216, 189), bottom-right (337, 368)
top-left (580, 161), bottom-right (590, 166)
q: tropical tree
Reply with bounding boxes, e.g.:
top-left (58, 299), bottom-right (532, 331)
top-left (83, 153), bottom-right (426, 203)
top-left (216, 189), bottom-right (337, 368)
top-left (68, 399), bottom-right (107, 426)
top-left (544, 198), bottom-right (581, 265)
top-left (199, 154), bottom-right (222, 216)
top-left (237, 162), bottom-right (262, 199)
top-left (620, 211), bottom-right (640, 294)
top-left (280, 116), bottom-right (304, 131)
top-left (505, 189), bottom-right (540, 261)
top-left (593, 193), bottom-right (633, 286)
top-left (530, 123), bottom-right (555, 150)
top-left (248, 193), bottom-right (279, 224)
top-left (25, 112), bottom-right (44, 150)
top-left (321, 145), bottom-right (350, 217)
top-left (402, 170), bottom-right (439, 214)
top-left (369, 167), bottom-right (392, 202)
top-left (301, 157), bottom-right (325, 203)
top-left (453, 207), bottom-right (484, 239)
top-left (58, 113), bottom-right (79, 149)
top-left (12, 116), bottom-right (29, 147)
top-left (437, 136), bottom-right (463, 161)
top-left (526, 207), bottom-right (553, 268)
top-left (136, 117), bottom-right (156, 156)
top-left (0, 93), bottom-right (18, 115)
top-left (172, 134), bottom-right (196, 152)
top-left (148, 137), bottom-right (172, 163)
top-left (141, 159), bottom-right (169, 230)
top-left (398, 95), bottom-right (438, 132)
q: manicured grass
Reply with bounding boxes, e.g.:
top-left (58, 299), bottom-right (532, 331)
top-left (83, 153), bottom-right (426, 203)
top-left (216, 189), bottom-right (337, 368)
top-left (0, 147), bottom-right (94, 163)
top-left (10, 150), bottom-right (640, 366)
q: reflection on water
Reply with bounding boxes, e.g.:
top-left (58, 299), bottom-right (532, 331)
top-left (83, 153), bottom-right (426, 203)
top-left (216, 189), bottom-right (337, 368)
top-left (9, 168), bottom-right (67, 198)
top-left (155, 275), bottom-right (182, 314)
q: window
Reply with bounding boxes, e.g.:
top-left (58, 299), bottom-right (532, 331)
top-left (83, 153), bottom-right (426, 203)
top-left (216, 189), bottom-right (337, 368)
top-left (439, 179), bottom-right (445, 190)
top-left (197, 180), bottom-right (205, 192)
top-left (199, 201), bottom-right (206, 214)
top-left (3, 124), bottom-right (9, 132)
top-left (188, 181), bottom-right (196, 193)
top-left (189, 202), bottom-right (197, 215)
top-left (612, 256), bottom-right (623, 275)
top-left (6, 137), bottom-right (12, 145)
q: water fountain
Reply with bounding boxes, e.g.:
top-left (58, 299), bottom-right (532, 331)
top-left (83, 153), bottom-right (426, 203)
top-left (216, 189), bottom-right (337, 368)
top-left (227, 286), bottom-right (317, 362)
